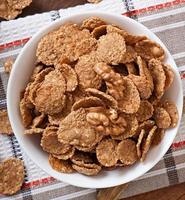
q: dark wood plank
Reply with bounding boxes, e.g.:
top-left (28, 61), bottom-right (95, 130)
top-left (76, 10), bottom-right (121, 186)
top-left (123, 183), bottom-right (185, 200)
top-left (19, 0), bottom-right (87, 17)
top-left (0, 0), bottom-right (86, 21)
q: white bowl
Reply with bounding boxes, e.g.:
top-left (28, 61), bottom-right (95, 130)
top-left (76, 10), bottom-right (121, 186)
top-left (7, 12), bottom-right (183, 189)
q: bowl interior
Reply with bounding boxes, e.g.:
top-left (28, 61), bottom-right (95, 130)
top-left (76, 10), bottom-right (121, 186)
top-left (7, 12), bottom-right (183, 188)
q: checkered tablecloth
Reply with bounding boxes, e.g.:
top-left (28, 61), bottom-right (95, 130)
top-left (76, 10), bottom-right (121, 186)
top-left (0, 0), bottom-right (185, 199)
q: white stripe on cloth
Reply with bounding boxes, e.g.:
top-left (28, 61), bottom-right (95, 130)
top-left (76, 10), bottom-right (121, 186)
top-left (139, 6), bottom-right (185, 22)
top-left (53, 189), bottom-right (96, 200)
top-left (179, 65), bottom-right (185, 72)
top-left (0, 49), bottom-right (21, 59)
top-left (0, 68), bottom-right (5, 73)
top-left (0, 13), bottom-right (52, 45)
top-left (173, 52), bottom-right (185, 60)
top-left (59, 0), bottom-right (125, 17)
top-left (135, 149), bottom-right (185, 181)
top-left (167, 163), bottom-right (185, 171)
top-left (137, 161), bottom-right (185, 181)
top-left (151, 21), bottom-right (185, 32)
top-left (0, 194), bottom-right (23, 200)
top-left (0, 135), bottom-right (14, 160)
top-left (166, 149), bottom-right (185, 157)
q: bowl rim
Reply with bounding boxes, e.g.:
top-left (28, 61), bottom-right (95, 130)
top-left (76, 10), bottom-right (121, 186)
top-left (7, 11), bottom-right (183, 188)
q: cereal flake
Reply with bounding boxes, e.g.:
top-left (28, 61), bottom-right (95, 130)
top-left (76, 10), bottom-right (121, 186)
top-left (96, 32), bottom-right (126, 65)
top-left (136, 100), bottom-right (154, 122)
top-left (41, 126), bottom-right (71, 155)
top-left (154, 107), bottom-right (171, 129)
top-left (117, 139), bottom-right (138, 165)
top-left (75, 53), bottom-right (102, 89)
top-left (0, 158), bottom-right (24, 195)
top-left (72, 96), bottom-right (104, 111)
top-left (86, 88), bottom-right (118, 109)
top-left (148, 59), bottom-right (166, 99)
top-left (58, 108), bottom-right (101, 147)
top-left (135, 39), bottom-right (165, 61)
top-left (161, 100), bottom-right (179, 128)
top-left (49, 154), bottom-right (74, 173)
top-left (82, 16), bottom-right (106, 31)
top-left (0, 109), bottom-right (13, 135)
top-left (141, 126), bottom-right (157, 161)
top-left (4, 58), bottom-right (14, 73)
top-left (163, 64), bottom-right (174, 91)
top-left (96, 138), bottom-right (118, 167)
top-left (36, 24), bottom-right (97, 65)
top-left (34, 70), bottom-right (66, 115)
top-left (55, 63), bottom-right (78, 92)
top-left (136, 129), bottom-right (145, 158)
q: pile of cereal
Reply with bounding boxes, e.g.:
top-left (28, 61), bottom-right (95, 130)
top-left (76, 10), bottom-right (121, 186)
top-left (20, 16), bottom-right (179, 176)
top-left (0, 0), bottom-right (32, 20)
top-left (87, 0), bottom-right (102, 3)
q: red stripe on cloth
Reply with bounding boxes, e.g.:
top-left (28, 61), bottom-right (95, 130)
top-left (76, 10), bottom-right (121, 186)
top-left (23, 177), bottom-right (55, 189)
top-left (0, 1), bottom-right (185, 51)
top-left (0, 38), bottom-right (30, 51)
top-left (171, 141), bottom-right (185, 149)
top-left (181, 73), bottom-right (185, 79)
top-left (123, 0), bottom-right (185, 17)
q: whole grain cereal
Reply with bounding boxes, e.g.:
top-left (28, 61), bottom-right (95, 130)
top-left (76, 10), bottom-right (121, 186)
top-left (55, 63), bottom-right (78, 92)
top-left (19, 16), bottom-right (179, 175)
top-left (72, 96), bottom-right (105, 111)
top-left (135, 39), bottom-right (165, 61)
top-left (37, 23), bottom-right (97, 65)
top-left (7, 0), bottom-right (32, 10)
top-left (49, 154), bottom-right (74, 173)
top-left (117, 139), bottom-right (138, 165)
top-left (111, 113), bottom-right (138, 140)
top-left (86, 88), bottom-right (118, 109)
top-left (96, 32), bottom-right (126, 65)
top-left (163, 64), bottom-right (174, 90)
top-left (93, 63), bottom-right (141, 113)
top-left (0, 0), bottom-right (32, 20)
top-left (161, 100), bottom-right (179, 128)
top-left (87, 0), bottom-right (102, 3)
top-left (0, 158), bottom-right (25, 195)
top-left (154, 107), bottom-right (171, 129)
top-left (96, 138), bottom-right (118, 167)
top-left (136, 100), bottom-right (154, 122)
top-left (148, 58), bottom-right (166, 99)
top-left (4, 58), bottom-right (14, 73)
top-left (71, 151), bottom-right (94, 166)
top-left (136, 129), bottom-right (146, 158)
top-left (52, 147), bottom-right (75, 160)
top-left (91, 25), bottom-right (107, 39)
top-left (34, 70), bottom-right (67, 115)
top-left (81, 16), bottom-right (106, 31)
top-left (57, 108), bottom-right (102, 147)
top-left (41, 126), bottom-right (71, 155)
top-left (75, 52), bottom-right (102, 90)
top-left (0, 109), bottom-right (13, 135)
top-left (24, 127), bottom-right (44, 135)
top-left (133, 120), bottom-right (155, 139)
top-left (152, 128), bottom-right (165, 146)
top-left (31, 113), bottom-right (45, 128)
top-left (141, 126), bottom-right (157, 161)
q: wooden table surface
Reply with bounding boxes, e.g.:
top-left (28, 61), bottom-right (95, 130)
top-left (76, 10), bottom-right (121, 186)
top-left (1, 0), bottom-right (185, 199)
